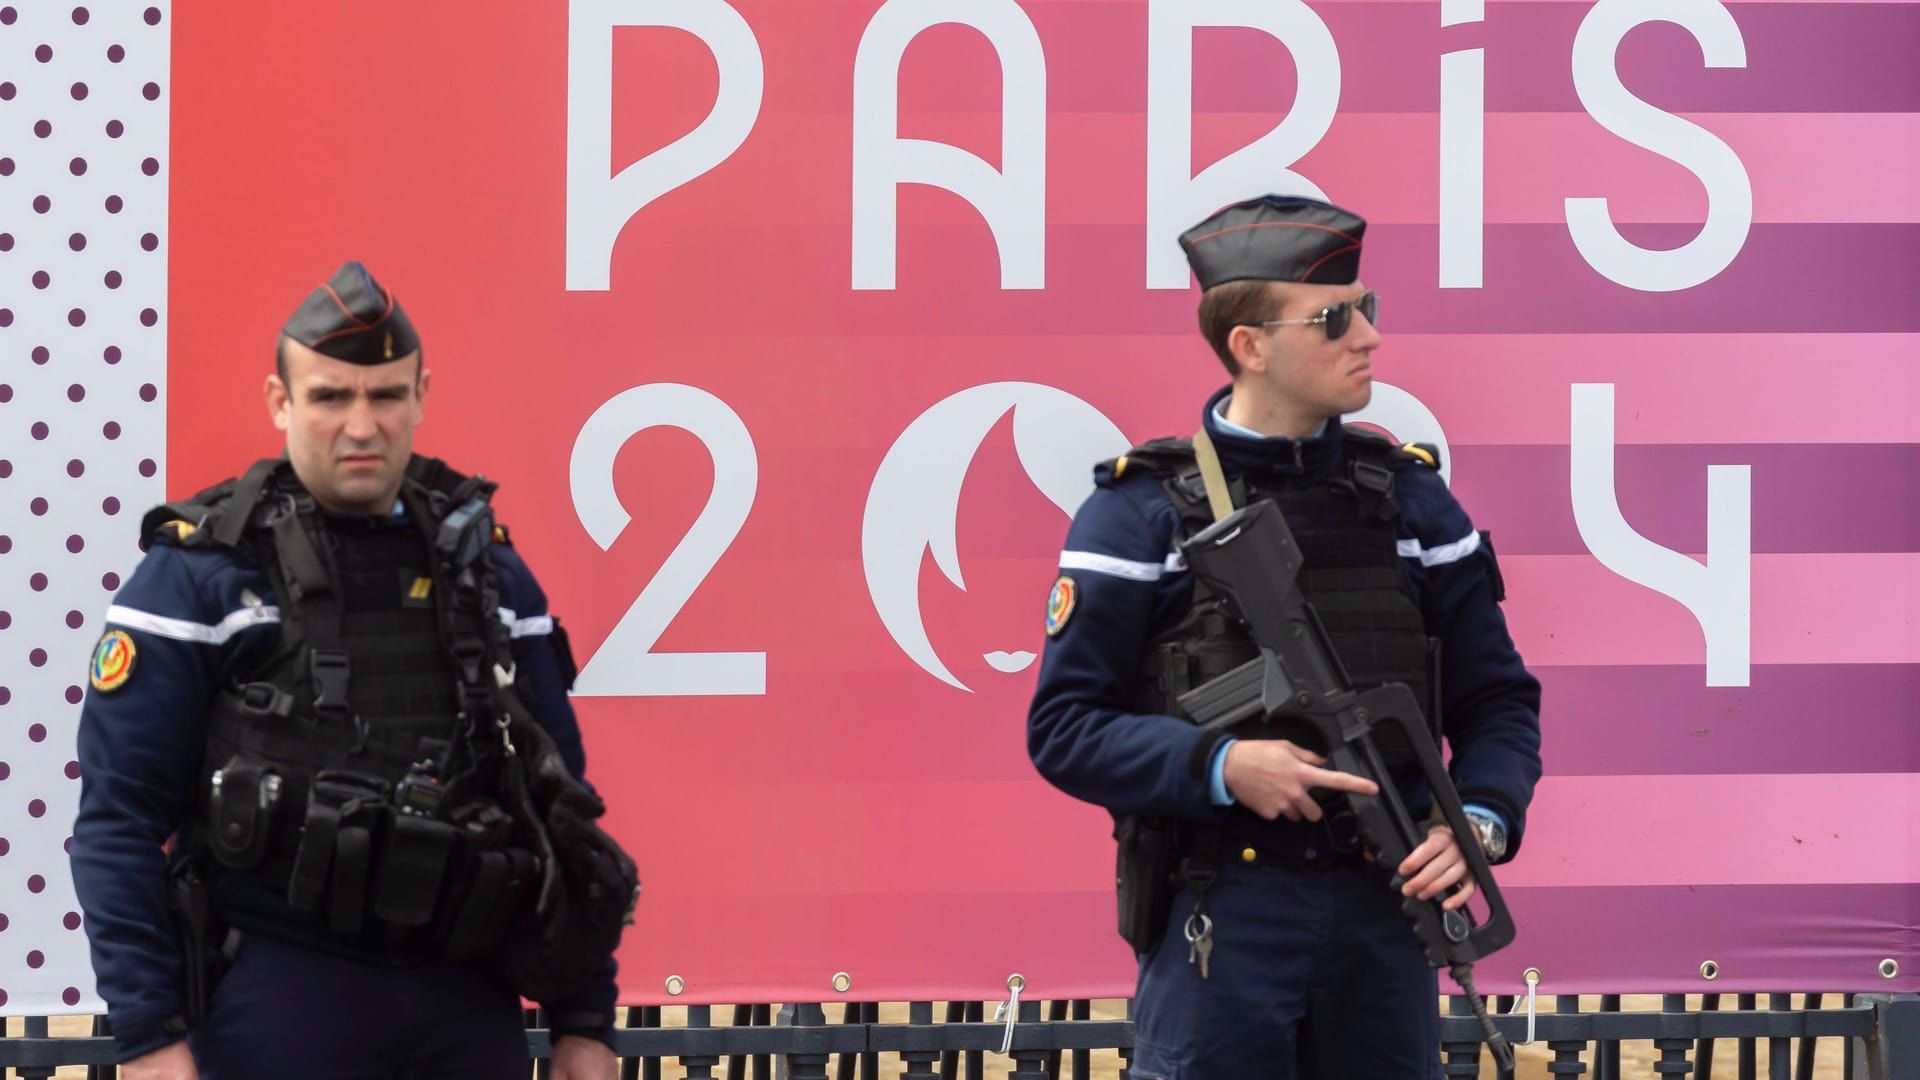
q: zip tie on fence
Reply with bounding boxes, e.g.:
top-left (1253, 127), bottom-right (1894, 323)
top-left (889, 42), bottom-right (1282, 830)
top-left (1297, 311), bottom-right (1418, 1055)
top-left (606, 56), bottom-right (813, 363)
top-left (992, 973), bottom-right (1025, 1054)
top-left (1506, 967), bottom-right (1540, 1045)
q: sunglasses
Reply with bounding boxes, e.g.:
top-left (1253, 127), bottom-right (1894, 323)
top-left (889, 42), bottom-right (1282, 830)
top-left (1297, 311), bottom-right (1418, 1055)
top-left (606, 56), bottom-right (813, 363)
top-left (1252, 290), bottom-right (1379, 341)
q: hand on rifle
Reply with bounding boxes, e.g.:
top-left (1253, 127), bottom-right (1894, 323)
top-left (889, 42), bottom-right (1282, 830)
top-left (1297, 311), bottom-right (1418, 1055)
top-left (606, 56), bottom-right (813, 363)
top-left (1221, 739), bottom-right (1380, 822)
top-left (1397, 823), bottom-right (1478, 912)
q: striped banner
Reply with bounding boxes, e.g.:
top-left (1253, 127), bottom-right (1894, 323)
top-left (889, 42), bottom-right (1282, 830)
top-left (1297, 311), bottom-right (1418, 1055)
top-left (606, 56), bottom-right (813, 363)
top-left (144, 0), bottom-right (1920, 1005)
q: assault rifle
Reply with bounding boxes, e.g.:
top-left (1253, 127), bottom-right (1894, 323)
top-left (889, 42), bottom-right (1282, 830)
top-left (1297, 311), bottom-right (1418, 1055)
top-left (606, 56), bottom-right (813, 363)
top-left (1175, 497), bottom-right (1516, 1070)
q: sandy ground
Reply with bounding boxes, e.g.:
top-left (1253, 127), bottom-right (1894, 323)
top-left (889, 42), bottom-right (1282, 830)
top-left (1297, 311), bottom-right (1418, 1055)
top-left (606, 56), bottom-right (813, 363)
top-left (9, 994), bottom-right (1857, 1078)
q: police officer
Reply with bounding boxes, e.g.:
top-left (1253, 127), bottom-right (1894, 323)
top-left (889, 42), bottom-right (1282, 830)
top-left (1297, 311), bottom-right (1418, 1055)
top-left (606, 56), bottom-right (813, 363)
top-left (1027, 196), bottom-right (1542, 1078)
top-left (70, 263), bottom-right (628, 1080)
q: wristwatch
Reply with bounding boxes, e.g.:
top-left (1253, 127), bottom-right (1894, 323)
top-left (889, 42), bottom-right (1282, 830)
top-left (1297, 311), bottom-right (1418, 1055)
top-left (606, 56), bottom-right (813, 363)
top-left (1465, 809), bottom-right (1508, 861)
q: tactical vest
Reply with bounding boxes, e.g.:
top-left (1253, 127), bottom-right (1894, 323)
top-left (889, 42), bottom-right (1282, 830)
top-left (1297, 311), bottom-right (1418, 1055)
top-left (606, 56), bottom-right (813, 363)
top-left (145, 456), bottom-right (597, 970)
top-left (1124, 428), bottom-right (1441, 765)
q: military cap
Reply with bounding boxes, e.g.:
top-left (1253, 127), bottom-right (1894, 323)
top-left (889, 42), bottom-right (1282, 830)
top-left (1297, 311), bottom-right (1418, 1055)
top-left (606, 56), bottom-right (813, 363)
top-left (281, 261), bottom-right (420, 365)
top-left (1179, 195), bottom-right (1367, 290)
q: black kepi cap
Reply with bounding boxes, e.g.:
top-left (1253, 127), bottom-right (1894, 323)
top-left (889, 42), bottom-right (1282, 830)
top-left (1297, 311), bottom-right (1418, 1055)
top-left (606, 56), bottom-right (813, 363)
top-left (1179, 195), bottom-right (1367, 290)
top-left (281, 260), bottom-right (420, 365)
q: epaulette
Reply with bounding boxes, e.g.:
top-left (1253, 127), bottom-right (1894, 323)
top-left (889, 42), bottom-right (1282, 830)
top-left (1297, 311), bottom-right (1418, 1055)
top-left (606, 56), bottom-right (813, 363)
top-left (138, 474), bottom-right (243, 550)
top-left (140, 502), bottom-right (226, 550)
top-left (406, 453), bottom-right (496, 503)
top-left (1400, 442), bottom-right (1442, 470)
top-left (1344, 426), bottom-right (1442, 472)
top-left (1095, 437), bottom-right (1195, 488)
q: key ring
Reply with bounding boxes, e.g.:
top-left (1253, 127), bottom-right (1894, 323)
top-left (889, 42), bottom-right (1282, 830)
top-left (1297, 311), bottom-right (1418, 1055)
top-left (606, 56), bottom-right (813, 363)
top-left (1183, 913), bottom-right (1213, 943)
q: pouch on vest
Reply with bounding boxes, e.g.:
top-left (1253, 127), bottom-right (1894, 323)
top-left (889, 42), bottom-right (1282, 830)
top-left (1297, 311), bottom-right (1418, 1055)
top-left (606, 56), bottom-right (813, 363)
top-left (286, 770), bottom-right (389, 926)
top-left (373, 818), bottom-right (458, 929)
top-left (437, 797), bottom-right (536, 959)
top-left (206, 754), bottom-right (283, 871)
top-left (443, 847), bottom-right (541, 959)
top-left (370, 761), bottom-right (460, 927)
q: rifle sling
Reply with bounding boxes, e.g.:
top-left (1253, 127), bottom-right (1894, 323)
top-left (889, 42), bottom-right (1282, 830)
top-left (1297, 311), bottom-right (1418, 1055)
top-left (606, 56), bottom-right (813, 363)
top-left (1190, 428), bottom-right (1235, 523)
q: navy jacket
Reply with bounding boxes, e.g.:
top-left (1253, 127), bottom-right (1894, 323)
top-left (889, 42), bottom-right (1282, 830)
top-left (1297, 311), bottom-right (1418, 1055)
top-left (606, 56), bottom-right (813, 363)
top-left (70, 494), bottom-right (616, 1061)
top-left (1028, 386), bottom-right (1542, 860)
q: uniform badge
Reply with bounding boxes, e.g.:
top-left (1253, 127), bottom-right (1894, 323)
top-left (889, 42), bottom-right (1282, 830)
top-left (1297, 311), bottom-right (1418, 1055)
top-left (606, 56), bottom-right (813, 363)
top-left (90, 630), bottom-right (136, 692)
top-left (383, 331), bottom-right (395, 360)
top-left (1045, 575), bottom-right (1078, 637)
top-left (401, 572), bottom-right (433, 608)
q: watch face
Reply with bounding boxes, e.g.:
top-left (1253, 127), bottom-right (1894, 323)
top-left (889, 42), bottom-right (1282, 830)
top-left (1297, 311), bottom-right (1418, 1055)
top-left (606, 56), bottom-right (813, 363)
top-left (1471, 815), bottom-right (1505, 858)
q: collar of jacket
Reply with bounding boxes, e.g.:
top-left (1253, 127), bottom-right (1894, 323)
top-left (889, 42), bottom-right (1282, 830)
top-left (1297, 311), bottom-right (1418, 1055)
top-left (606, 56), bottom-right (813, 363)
top-left (1199, 384), bottom-right (1347, 488)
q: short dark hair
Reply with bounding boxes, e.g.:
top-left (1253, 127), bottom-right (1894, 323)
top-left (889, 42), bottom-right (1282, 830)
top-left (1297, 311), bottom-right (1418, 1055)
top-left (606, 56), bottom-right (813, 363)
top-left (1197, 280), bottom-right (1283, 376)
top-left (275, 334), bottom-right (423, 386)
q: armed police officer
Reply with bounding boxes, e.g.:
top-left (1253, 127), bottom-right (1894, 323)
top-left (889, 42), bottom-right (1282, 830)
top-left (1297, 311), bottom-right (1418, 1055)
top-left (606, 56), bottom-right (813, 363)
top-left (71, 263), bottom-right (637, 1080)
top-left (1027, 196), bottom-right (1542, 1078)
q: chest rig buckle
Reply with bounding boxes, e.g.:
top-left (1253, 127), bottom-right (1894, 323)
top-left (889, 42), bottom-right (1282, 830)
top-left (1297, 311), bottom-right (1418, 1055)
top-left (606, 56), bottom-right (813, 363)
top-left (308, 650), bottom-right (352, 722)
top-left (1330, 457), bottom-right (1397, 520)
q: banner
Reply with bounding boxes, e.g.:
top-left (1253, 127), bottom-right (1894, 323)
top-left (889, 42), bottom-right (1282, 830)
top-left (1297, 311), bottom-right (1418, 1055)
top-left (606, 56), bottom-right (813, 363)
top-left (3, 0), bottom-right (1913, 1014)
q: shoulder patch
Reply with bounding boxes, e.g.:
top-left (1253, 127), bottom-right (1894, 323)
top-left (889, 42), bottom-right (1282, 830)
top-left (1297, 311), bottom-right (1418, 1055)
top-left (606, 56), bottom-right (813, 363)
top-left (90, 629), bottom-right (136, 692)
top-left (1044, 575), bottom-right (1079, 636)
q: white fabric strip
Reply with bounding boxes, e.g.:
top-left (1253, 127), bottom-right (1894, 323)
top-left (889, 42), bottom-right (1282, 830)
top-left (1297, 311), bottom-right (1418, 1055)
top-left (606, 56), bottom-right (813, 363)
top-left (108, 602), bottom-right (556, 644)
top-left (105, 604), bottom-right (282, 645)
top-left (1060, 551), bottom-right (1165, 582)
top-left (1396, 530), bottom-right (1483, 567)
top-left (496, 608), bottom-right (554, 638)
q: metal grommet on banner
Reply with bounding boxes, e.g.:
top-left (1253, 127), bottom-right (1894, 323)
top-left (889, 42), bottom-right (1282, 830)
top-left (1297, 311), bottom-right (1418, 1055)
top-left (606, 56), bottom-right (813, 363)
top-left (993, 973), bottom-right (1026, 1054)
top-left (1506, 968), bottom-right (1540, 1045)
top-left (1699, 960), bottom-right (1720, 981)
top-left (1881, 959), bottom-right (1900, 980)
top-left (832, 972), bottom-right (852, 994)
top-left (665, 975), bottom-right (685, 996)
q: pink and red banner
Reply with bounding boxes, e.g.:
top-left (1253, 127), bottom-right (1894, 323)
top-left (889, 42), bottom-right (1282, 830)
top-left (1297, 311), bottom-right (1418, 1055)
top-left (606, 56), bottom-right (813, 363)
top-left (162, 0), bottom-right (1917, 1003)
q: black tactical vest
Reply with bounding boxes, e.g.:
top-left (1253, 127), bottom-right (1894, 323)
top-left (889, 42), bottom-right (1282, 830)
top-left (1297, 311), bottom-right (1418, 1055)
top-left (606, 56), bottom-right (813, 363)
top-left (147, 456), bottom-right (542, 949)
top-left (148, 456), bottom-right (638, 1013)
top-left (1125, 429), bottom-right (1441, 764)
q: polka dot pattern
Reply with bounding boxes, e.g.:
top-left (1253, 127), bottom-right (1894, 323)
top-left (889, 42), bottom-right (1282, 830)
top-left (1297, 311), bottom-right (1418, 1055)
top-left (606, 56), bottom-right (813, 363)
top-left (0, 0), bottom-right (168, 1015)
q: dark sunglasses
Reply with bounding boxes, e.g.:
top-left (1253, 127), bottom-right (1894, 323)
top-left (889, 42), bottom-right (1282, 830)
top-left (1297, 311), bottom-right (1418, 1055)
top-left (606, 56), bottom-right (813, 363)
top-left (1252, 290), bottom-right (1379, 340)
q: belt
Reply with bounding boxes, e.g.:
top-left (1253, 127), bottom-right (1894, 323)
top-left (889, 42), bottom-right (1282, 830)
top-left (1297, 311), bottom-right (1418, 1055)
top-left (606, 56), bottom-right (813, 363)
top-left (1217, 804), bottom-right (1368, 871)
top-left (1225, 843), bottom-right (1366, 872)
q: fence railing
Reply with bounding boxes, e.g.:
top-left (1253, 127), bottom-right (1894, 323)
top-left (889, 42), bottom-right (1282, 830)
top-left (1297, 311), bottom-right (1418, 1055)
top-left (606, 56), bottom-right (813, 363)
top-left (2, 992), bottom-right (1914, 1078)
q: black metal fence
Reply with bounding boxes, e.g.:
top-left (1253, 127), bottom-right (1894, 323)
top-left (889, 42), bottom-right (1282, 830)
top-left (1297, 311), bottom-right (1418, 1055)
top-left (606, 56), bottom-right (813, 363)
top-left (3, 993), bottom-right (1914, 1078)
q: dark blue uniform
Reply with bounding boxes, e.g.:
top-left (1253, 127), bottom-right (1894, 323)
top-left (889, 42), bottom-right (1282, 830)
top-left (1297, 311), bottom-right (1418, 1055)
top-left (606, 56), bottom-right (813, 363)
top-left (1028, 386), bottom-right (1542, 1079)
top-left (70, 507), bottom-right (615, 1075)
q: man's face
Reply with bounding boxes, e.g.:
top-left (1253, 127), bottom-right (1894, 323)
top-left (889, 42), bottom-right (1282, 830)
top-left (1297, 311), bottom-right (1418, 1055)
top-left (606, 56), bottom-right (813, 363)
top-left (267, 339), bottom-right (429, 514)
top-left (1253, 279), bottom-right (1382, 420)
